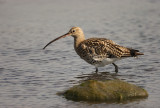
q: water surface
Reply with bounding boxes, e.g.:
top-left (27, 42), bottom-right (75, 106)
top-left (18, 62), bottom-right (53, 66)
top-left (0, 0), bottom-right (160, 108)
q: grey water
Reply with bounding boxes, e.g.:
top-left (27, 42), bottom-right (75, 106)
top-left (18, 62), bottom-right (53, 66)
top-left (0, 0), bottom-right (160, 108)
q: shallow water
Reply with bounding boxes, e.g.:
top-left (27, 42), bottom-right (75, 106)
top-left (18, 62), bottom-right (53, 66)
top-left (0, 0), bottom-right (160, 108)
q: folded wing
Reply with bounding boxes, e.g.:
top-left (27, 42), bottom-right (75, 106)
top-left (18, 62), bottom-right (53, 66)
top-left (76, 38), bottom-right (143, 61)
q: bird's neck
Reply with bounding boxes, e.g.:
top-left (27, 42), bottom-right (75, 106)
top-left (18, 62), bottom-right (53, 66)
top-left (74, 35), bottom-right (85, 49)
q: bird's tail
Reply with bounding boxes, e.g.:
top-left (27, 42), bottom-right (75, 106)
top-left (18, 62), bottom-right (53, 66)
top-left (129, 49), bottom-right (144, 57)
top-left (121, 48), bottom-right (144, 57)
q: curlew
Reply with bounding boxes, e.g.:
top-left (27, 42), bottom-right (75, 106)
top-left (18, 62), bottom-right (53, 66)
top-left (43, 27), bottom-right (143, 73)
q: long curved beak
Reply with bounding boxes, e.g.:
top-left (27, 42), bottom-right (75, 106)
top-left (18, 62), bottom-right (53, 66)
top-left (43, 32), bottom-right (71, 49)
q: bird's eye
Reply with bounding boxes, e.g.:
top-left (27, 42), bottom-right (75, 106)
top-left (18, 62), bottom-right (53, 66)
top-left (72, 30), bottom-right (75, 33)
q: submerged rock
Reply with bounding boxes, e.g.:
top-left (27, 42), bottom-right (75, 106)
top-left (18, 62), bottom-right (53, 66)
top-left (63, 80), bottom-right (148, 102)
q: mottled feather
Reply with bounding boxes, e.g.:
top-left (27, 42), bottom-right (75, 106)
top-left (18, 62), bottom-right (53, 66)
top-left (75, 38), bottom-right (142, 65)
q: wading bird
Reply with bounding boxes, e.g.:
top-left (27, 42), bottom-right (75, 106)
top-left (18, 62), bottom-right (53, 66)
top-left (43, 27), bottom-right (143, 73)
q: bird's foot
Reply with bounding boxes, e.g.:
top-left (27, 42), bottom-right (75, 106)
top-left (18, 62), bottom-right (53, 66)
top-left (95, 67), bottom-right (98, 73)
top-left (112, 63), bottom-right (118, 73)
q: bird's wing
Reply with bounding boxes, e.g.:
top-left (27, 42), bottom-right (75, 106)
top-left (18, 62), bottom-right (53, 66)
top-left (77, 38), bottom-right (132, 61)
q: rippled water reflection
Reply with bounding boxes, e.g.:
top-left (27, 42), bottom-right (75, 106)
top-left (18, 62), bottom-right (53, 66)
top-left (0, 0), bottom-right (160, 108)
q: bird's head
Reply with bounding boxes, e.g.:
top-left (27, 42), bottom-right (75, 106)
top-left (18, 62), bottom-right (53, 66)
top-left (68, 27), bottom-right (84, 38)
top-left (43, 27), bottom-right (84, 49)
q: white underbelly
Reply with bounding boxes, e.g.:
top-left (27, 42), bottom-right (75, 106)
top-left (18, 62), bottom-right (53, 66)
top-left (94, 58), bottom-right (120, 67)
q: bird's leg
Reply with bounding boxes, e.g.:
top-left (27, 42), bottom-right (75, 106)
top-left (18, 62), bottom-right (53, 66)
top-left (112, 63), bottom-right (118, 73)
top-left (95, 67), bottom-right (98, 73)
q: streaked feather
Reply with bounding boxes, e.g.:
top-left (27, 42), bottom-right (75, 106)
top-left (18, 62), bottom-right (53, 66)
top-left (76, 38), bottom-right (143, 65)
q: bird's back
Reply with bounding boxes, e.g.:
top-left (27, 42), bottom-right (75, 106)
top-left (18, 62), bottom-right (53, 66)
top-left (75, 38), bottom-right (143, 65)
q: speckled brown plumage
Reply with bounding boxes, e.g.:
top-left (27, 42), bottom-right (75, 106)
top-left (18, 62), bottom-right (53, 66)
top-left (43, 27), bottom-right (144, 73)
top-left (75, 38), bottom-right (143, 67)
